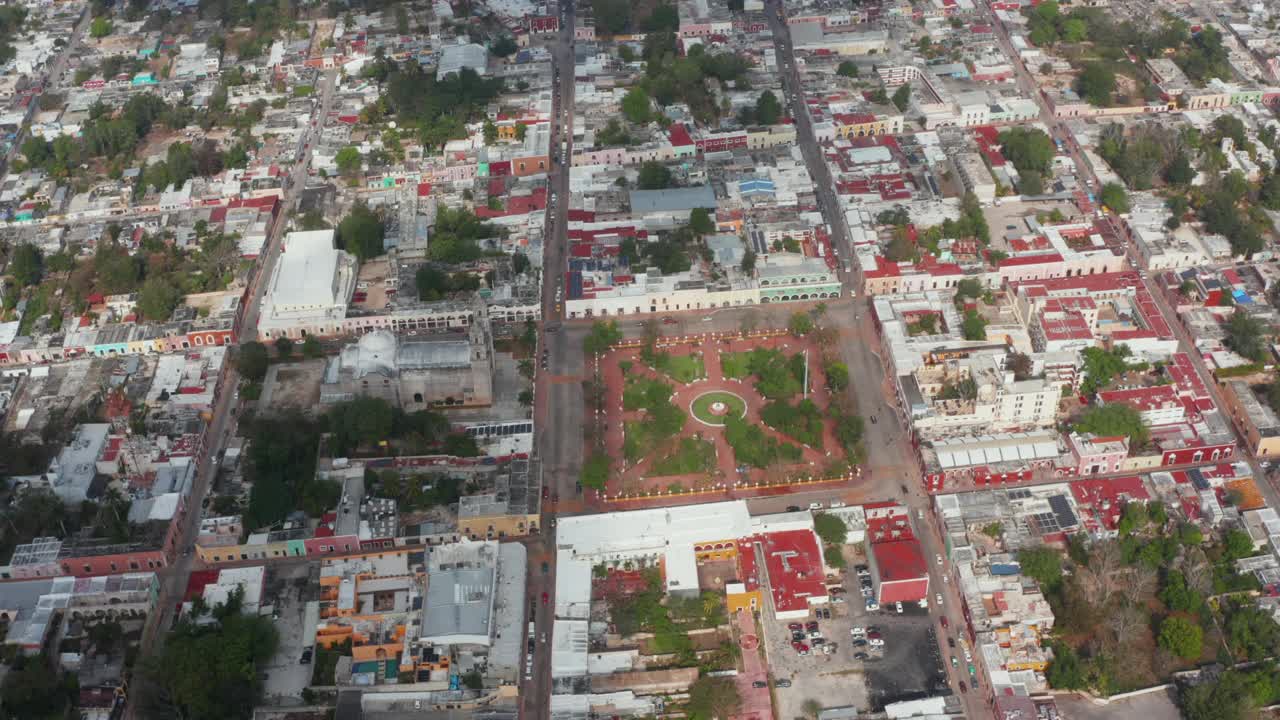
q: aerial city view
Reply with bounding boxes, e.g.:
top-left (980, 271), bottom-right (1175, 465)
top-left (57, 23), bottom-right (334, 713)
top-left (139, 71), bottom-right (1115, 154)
top-left (8, 0), bottom-right (1280, 719)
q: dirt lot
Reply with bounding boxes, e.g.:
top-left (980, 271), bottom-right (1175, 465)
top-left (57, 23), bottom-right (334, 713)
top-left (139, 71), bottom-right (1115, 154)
top-left (259, 359), bottom-right (326, 413)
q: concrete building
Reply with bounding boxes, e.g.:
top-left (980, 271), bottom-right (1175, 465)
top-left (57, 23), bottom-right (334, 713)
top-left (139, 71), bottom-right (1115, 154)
top-left (257, 229), bottom-right (358, 340)
top-left (421, 540), bottom-right (500, 647)
top-left (320, 302), bottom-right (495, 408)
top-left (951, 152), bottom-right (997, 203)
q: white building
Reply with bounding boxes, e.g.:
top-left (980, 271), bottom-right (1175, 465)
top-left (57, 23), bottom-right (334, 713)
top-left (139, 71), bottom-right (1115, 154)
top-left (257, 230), bottom-right (358, 339)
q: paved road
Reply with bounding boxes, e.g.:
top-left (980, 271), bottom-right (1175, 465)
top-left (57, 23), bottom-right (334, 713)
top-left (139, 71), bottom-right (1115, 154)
top-left (763, 0), bottom-right (858, 288)
top-left (526, 4), bottom-right (576, 718)
top-left (123, 68), bottom-right (341, 719)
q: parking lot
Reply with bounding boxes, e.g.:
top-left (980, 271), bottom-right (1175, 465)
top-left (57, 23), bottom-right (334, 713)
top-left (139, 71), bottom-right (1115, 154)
top-left (758, 573), bottom-right (869, 719)
top-left (759, 562), bottom-right (953, 717)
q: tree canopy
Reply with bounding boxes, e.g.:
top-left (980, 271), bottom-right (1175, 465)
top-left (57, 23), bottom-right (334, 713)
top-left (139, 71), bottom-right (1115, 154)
top-left (1099, 182), bottom-right (1130, 213)
top-left (1224, 311), bottom-right (1269, 363)
top-left (151, 611), bottom-right (280, 720)
top-left (336, 203), bottom-right (386, 261)
top-left (998, 127), bottom-right (1055, 175)
top-left (1076, 62), bottom-right (1117, 106)
top-left (1073, 403), bottom-right (1149, 447)
top-left (637, 161), bottom-right (674, 189)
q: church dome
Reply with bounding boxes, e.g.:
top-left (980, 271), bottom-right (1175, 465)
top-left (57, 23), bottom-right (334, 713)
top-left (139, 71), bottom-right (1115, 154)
top-left (354, 330), bottom-right (397, 378)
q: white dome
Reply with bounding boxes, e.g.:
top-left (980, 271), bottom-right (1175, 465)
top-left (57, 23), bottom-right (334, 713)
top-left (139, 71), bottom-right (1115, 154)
top-left (354, 331), bottom-right (397, 377)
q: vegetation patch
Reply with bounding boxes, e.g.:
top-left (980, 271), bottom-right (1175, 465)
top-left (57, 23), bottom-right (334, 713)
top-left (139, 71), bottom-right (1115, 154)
top-left (649, 437), bottom-right (717, 477)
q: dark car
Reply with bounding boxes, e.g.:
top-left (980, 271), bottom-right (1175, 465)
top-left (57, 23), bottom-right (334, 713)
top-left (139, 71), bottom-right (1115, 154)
top-left (541, 562), bottom-right (549, 574)
top-left (959, 681), bottom-right (967, 693)
top-left (776, 679), bottom-right (791, 688)
top-left (829, 587), bottom-right (846, 594)
top-left (786, 505), bottom-right (802, 512)
top-left (788, 623), bottom-right (803, 630)
top-left (792, 631), bottom-right (805, 642)
top-left (805, 621), bottom-right (819, 631)
top-left (948, 637), bottom-right (956, 648)
top-left (300, 647), bottom-right (313, 664)
top-left (752, 680), bottom-right (768, 688)
top-left (852, 639), bottom-right (867, 647)
top-left (854, 652), bottom-right (869, 660)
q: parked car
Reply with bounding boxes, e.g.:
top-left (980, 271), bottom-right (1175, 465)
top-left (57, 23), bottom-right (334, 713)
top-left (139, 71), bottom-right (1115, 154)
top-left (959, 681), bottom-right (967, 693)
top-left (936, 553), bottom-right (944, 565)
top-left (832, 596), bottom-right (847, 604)
top-left (850, 626), bottom-right (865, 636)
top-left (852, 639), bottom-right (867, 647)
top-left (940, 616), bottom-right (949, 629)
top-left (809, 631), bottom-right (822, 640)
top-left (865, 600), bottom-right (879, 611)
top-left (788, 622), bottom-right (803, 631)
top-left (819, 608), bottom-right (831, 619)
top-left (752, 680), bottom-right (768, 688)
top-left (895, 602), bottom-right (903, 614)
top-left (300, 647), bottom-right (313, 664)
top-left (951, 656), bottom-right (959, 668)
top-left (786, 505), bottom-right (802, 512)
top-left (854, 652), bottom-right (870, 660)
top-left (866, 631), bottom-right (882, 640)
top-left (776, 679), bottom-right (792, 688)
top-left (948, 637), bottom-right (956, 648)
top-left (822, 643), bottom-right (836, 655)
top-left (868, 638), bottom-right (885, 647)
top-left (935, 593), bottom-right (943, 606)
top-left (830, 587), bottom-right (846, 594)
top-left (792, 631), bottom-right (805, 642)
top-left (805, 621), bottom-right (819, 632)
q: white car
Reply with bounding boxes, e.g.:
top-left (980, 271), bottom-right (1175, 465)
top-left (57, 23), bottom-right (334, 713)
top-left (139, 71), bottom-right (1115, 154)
top-left (851, 626), bottom-right (865, 636)
top-left (964, 648), bottom-right (973, 662)
top-left (809, 502), bottom-right (823, 510)
top-left (868, 637), bottom-right (885, 647)
top-left (936, 554), bottom-right (944, 565)
top-left (935, 593), bottom-right (944, 606)
top-left (895, 601), bottom-right (903, 614)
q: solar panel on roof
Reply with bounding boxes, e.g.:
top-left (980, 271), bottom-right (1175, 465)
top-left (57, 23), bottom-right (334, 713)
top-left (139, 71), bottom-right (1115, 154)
top-left (1048, 494), bottom-right (1078, 530)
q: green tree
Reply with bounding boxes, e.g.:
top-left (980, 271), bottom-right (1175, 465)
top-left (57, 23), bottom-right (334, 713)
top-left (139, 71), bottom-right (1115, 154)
top-left (1165, 153), bottom-right (1195, 185)
top-left (136, 277), bottom-right (182, 321)
top-left (1160, 570), bottom-right (1202, 612)
top-left (334, 146), bottom-right (362, 178)
top-left (1018, 170), bottom-right (1045, 196)
top-left (813, 513), bottom-right (848, 545)
top-left (1224, 310), bottom-right (1269, 362)
top-left (1018, 546), bottom-right (1062, 590)
top-left (755, 90), bottom-right (782, 124)
top-left (274, 336), bottom-right (294, 360)
top-left (1, 654), bottom-right (75, 718)
top-left (235, 341), bottom-right (270, 383)
top-left (152, 612), bottom-right (280, 720)
top-left (1045, 641), bottom-right (1085, 689)
top-left (891, 84), bottom-right (911, 112)
top-left (687, 676), bottom-right (742, 720)
top-left (998, 127), bottom-right (1056, 174)
top-left (90, 16), bottom-right (112, 37)
top-left (824, 360), bottom-right (849, 391)
top-left (961, 309), bottom-right (988, 340)
top-left (837, 61), bottom-right (858, 77)
top-left (1158, 616), bottom-right (1203, 660)
top-left (302, 335), bottom-right (323, 359)
top-left (1099, 182), bottom-right (1129, 213)
top-left (327, 397), bottom-right (396, 454)
top-left (1180, 670), bottom-right (1252, 720)
top-left (689, 207), bottom-right (715, 235)
top-left (336, 203), bottom-right (386, 261)
top-left (1076, 62), bottom-right (1117, 106)
top-left (483, 118), bottom-right (498, 146)
top-left (583, 320), bottom-right (623, 354)
top-left (621, 87), bottom-right (652, 124)
top-left (489, 35), bottom-right (517, 57)
top-left (637, 161), bottom-right (674, 189)
top-left (788, 312), bottom-right (813, 337)
top-left (1224, 528), bottom-right (1257, 561)
top-left (1073, 403), bottom-right (1149, 447)
top-left (8, 243), bottom-right (42, 287)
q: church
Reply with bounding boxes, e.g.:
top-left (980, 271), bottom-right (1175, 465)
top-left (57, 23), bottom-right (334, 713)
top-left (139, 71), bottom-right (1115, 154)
top-left (320, 303), bottom-right (495, 408)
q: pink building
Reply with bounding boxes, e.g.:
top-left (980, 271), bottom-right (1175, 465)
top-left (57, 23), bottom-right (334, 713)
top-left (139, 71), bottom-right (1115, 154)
top-left (1069, 432), bottom-right (1129, 476)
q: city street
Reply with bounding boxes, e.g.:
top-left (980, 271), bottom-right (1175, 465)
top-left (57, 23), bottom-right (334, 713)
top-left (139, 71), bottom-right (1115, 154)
top-left (122, 66), bottom-right (341, 720)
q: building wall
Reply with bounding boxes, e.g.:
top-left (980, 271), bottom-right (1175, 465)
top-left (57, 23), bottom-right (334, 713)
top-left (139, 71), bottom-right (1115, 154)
top-left (459, 512), bottom-right (538, 540)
